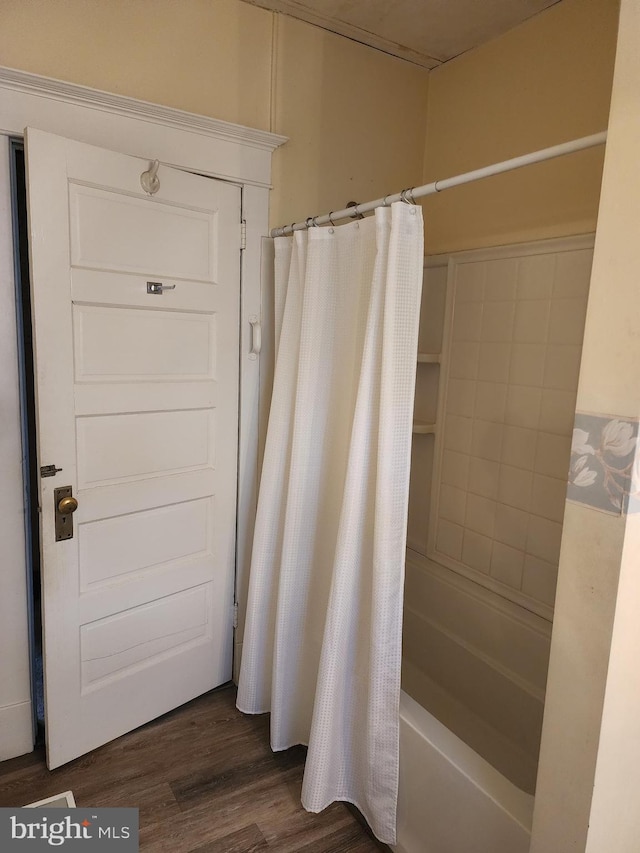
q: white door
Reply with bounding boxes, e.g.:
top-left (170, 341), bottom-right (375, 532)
top-left (25, 128), bottom-right (242, 769)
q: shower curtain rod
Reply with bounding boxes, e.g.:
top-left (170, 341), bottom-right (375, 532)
top-left (270, 131), bottom-right (607, 238)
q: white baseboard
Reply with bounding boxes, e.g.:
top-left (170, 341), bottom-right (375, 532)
top-left (0, 700), bottom-right (33, 761)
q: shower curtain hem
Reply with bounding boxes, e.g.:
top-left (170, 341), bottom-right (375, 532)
top-left (235, 704), bottom-right (396, 843)
top-left (301, 795), bottom-right (396, 845)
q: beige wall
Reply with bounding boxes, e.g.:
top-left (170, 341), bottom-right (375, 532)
top-left (532, 0), bottom-right (640, 848)
top-left (0, 0), bottom-right (618, 248)
top-left (0, 0), bottom-right (430, 231)
top-left (0, 0), bottom-right (274, 128)
top-left (269, 14), bottom-right (429, 228)
top-left (421, 0), bottom-right (620, 255)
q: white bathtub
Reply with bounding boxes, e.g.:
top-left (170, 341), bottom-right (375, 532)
top-left (393, 691), bottom-right (534, 853)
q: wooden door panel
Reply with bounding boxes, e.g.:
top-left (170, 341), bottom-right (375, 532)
top-left (79, 497), bottom-right (212, 587)
top-left (80, 584), bottom-right (213, 688)
top-left (74, 381), bottom-right (216, 417)
top-left (76, 409), bottom-right (215, 486)
top-left (72, 306), bottom-right (216, 380)
top-left (77, 469), bottom-right (217, 520)
top-left (26, 128), bottom-right (241, 768)
top-left (70, 183), bottom-right (217, 281)
top-left (71, 269), bottom-right (218, 312)
top-left (78, 552), bottom-right (217, 626)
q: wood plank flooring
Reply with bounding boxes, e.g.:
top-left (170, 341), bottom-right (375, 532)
top-left (0, 685), bottom-right (388, 852)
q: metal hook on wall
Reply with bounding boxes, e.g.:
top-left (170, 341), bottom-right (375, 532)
top-left (140, 159), bottom-right (161, 195)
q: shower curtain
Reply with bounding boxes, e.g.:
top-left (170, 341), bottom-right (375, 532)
top-left (237, 202), bottom-right (424, 843)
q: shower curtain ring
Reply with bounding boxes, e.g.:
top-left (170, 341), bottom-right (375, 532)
top-left (401, 188), bottom-right (416, 205)
top-left (305, 217), bottom-right (315, 229)
top-left (346, 201), bottom-right (364, 220)
top-left (328, 211), bottom-right (337, 226)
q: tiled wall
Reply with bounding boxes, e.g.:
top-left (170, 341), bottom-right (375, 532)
top-left (431, 240), bottom-right (593, 618)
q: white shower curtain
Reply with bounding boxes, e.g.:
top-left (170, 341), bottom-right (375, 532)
top-left (237, 202), bottom-right (424, 844)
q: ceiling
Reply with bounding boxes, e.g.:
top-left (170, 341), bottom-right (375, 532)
top-left (242, 0), bottom-right (561, 68)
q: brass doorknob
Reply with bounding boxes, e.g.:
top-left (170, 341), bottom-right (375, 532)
top-left (57, 496), bottom-right (78, 515)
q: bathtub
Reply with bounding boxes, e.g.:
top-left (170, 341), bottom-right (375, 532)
top-left (393, 691), bottom-right (534, 853)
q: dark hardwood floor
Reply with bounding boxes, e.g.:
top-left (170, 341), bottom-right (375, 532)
top-left (0, 685), bottom-right (388, 852)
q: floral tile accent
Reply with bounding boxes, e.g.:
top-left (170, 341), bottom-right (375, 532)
top-left (567, 413), bottom-right (640, 515)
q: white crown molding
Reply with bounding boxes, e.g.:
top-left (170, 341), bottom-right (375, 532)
top-left (0, 65), bottom-right (288, 153)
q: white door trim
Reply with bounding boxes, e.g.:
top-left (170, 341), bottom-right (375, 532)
top-left (0, 136), bottom-right (33, 761)
top-left (0, 66), bottom-right (287, 185)
top-left (0, 66), bottom-right (286, 759)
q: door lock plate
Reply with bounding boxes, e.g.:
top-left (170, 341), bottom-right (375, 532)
top-left (54, 486), bottom-right (77, 542)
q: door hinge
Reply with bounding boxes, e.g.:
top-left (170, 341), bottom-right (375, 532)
top-left (233, 601), bottom-right (239, 629)
top-left (41, 464), bottom-right (62, 478)
top-left (240, 220), bottom-right (247, 251)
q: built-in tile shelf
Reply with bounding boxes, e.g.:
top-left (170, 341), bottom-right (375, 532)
top-left (412, 420), bottom-right (437, 435)
top-left (417, 352), bottom-right (441, 364)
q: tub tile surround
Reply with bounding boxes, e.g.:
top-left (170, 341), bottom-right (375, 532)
top-left (403, 249), bottom-right (576, 791)
top-left (431, 238), bottom-right (594, 619)
top-left (402, 550), bottom-right (550, 794)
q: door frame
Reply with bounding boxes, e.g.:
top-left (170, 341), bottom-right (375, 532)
top-left (0, 65), bottom-right (286, 759)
